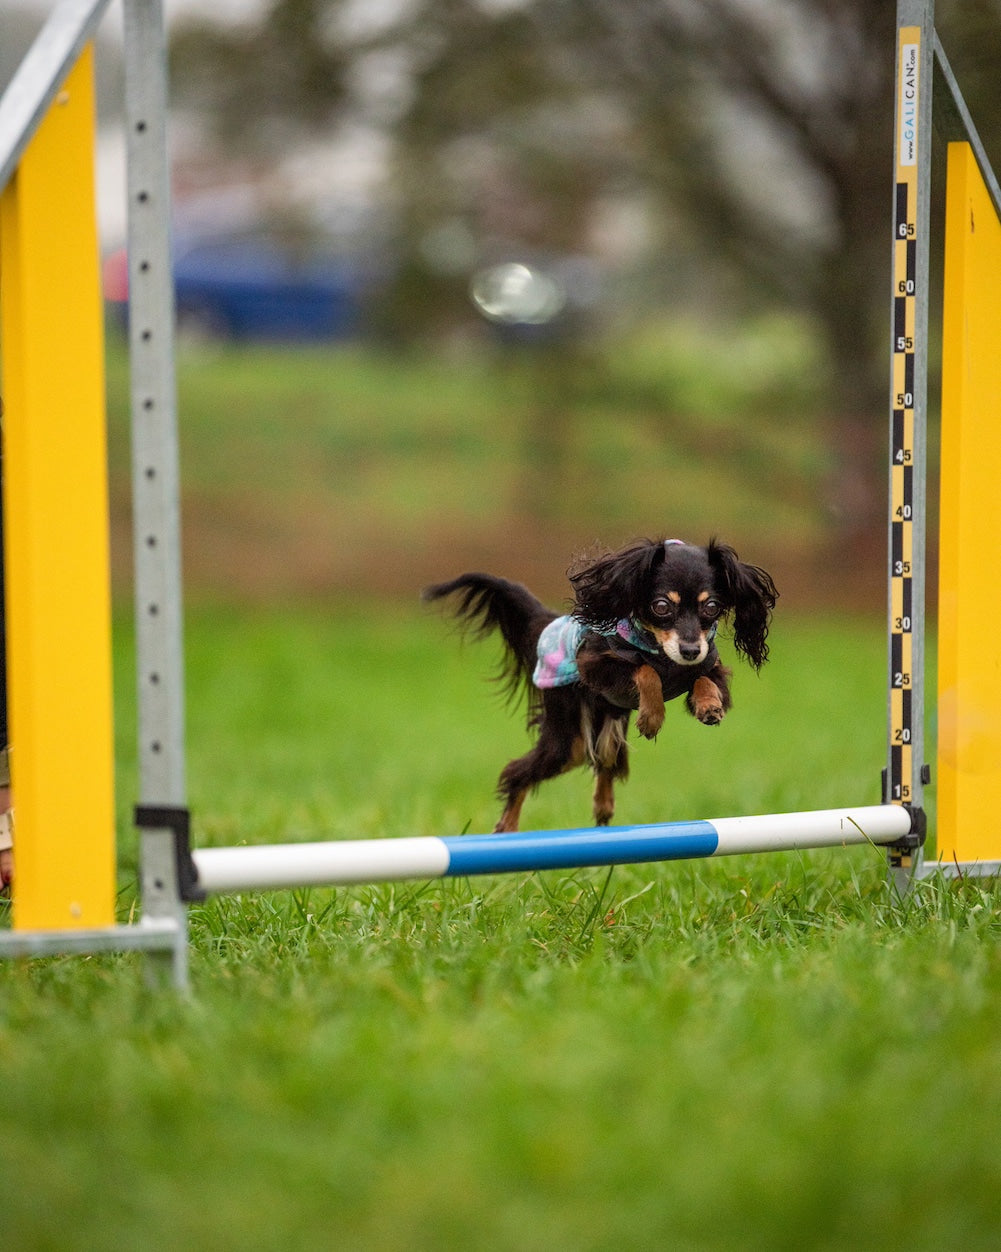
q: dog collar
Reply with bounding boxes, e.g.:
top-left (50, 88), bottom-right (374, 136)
top-left (622, 618), bottom-right (664, 653)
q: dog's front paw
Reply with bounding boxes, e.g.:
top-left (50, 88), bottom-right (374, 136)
top-left (690, 677), bottom-right (725, 726)
top-left (636, 707), bottom-right (664, 739)
top-left (697, 702), bottom-right (725, 726)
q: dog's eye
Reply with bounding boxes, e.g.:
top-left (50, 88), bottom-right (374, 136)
top-left (702, 599), bottom-right (721, 620)
top-left (651, 598), bottom-right (674, 620)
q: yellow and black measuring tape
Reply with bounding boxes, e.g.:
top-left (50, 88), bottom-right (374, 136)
top-left (886, 23), bottom-right (927, 862)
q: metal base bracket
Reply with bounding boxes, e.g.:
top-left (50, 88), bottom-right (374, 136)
top-left (915, 860), bottom-right (1001, 880)
top-left (0, 916), bottom-right (183, 958)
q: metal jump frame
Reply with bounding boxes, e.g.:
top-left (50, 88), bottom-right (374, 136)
top-left (0, 0), bottom-right (987, 989)
top-left (0, 0), bottom-right (186, 982)
top-left (889, 0), bottom-right (1001, 880)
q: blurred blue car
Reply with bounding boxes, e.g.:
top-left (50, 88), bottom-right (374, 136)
top-left (105, 228), bottom-right (366, 342)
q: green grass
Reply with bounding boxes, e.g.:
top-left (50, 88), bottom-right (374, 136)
top-left (2, 604), bottom-right (999, 1250)
top-left (103, 318), bottom-right (832, 602)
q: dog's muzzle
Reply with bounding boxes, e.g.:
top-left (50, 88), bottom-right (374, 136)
top-left (662, 634), bottom-right (709, 666)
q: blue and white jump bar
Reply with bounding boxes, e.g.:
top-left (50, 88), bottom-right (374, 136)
top-left (191, 805), bottom-right (912, 894)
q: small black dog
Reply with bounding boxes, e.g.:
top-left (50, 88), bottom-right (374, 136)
top-left (424, 538), bottom-right (777, 832)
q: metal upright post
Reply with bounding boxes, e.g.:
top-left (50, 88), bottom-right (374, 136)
top-left (0, 0), bottom-right (112, 192)
top-left (885, 0), bottom-right (934, 886)
top-left (122, 0), bottom-right (189, 988)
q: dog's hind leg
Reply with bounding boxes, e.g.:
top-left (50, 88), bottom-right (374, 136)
top-left (592, 771), bottom-right (615, 826)
top-left (494, 690), bottom-right (586, 832)
top-left (495, 786), bottom-right (528, 834)
top-left (495, 786), bottom-right (528, 836)
top-left (495, 733), bottom-right (584, 832)
top-left (590, 713), bottom-right (629, 826)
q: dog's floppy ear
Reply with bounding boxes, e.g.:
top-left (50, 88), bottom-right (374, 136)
top-left (570, 540), bottom-right (665, 630)
top-left (708, 539), bottom-right (778, 670)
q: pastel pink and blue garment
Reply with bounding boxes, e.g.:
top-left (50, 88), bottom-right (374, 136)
top-left (533, 616), bottom-right (660, 689)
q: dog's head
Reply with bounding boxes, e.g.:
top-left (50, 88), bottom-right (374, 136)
top-left (569, 538), bottom-right (778, 669)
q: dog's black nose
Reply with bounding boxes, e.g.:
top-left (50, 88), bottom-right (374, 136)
top-left (679, 641), bottom-right (702, 661)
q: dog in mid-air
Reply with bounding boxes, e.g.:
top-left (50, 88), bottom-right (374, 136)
top-left (423, 538), bottom-right (777, 833)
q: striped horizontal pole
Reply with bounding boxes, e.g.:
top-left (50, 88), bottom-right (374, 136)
top-left (191, 805), bottom-right (913, 895)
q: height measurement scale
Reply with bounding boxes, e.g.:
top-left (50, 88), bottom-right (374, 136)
top-left (889, 28), bottom-right (918, 806)
top-left (886, 17), bottom-right (929, 858)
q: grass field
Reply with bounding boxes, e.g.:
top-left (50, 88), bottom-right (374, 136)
top-left (0, 326), bottom-right (988, 1247)
top-left (2, 603), bottom-right (1000, 1249)
top-left (103, 320), bottom-right (834, 604)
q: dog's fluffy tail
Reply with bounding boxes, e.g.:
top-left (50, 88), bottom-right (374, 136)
top-left (422, 573), bottom-right (556, 707)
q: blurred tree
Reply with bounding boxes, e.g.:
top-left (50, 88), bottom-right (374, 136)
top-left (366, 0), bottom-right (589, 342)
top-left (560, 0), bottom-right (897, 536)
top-left (169, 0), bottom-right (1001, 539)
top-left (170, 0), bottom-right (350, 156)
top-left (552, 0), bottom-right (1000, 537)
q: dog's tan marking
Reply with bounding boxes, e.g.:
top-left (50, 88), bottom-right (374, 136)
top-left (634, 663), bottom-right (665, 739)
top-left (495, 790), bottom-right (527, 833)
top-left (593, 771), bottom-right (615, 825)
top-left (593, 717), bottom-right (627, 769)
top-left (667, 591), bottom-right (681, 604)
top-left (645, 625), bottom-right (676, 648)
top-left (691, 676), bottom-right (725, 725)
top-left (698, 590), bottom-right (710, 602)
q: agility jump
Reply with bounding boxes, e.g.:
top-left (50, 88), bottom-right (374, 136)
top-left (190, 808), bottom-right (913, 895)
top-left (0, 0), bottom-right (996, 988)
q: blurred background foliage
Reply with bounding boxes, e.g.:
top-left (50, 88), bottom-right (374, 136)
top-left (164, 0), bottom-right (1001, 602)
top-left (8, 0), bottom-right (1001, 605)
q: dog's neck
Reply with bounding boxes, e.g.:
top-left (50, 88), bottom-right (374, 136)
top-left (618, 618), bottom-right (663, 653)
